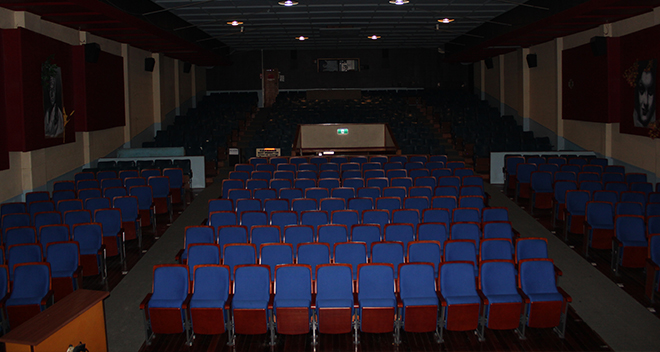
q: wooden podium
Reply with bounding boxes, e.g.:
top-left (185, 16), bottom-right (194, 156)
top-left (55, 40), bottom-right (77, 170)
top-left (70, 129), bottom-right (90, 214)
top-left (0, 289), bottom-right (109, 352)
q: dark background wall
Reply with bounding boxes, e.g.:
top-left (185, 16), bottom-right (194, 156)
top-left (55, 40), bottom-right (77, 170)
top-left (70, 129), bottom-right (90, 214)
top-left (207, 48), bottom-right (469, 90)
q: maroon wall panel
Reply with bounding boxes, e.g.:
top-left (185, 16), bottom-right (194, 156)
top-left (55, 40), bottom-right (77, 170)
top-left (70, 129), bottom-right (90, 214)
top-left (620, 25), bottom-right (660, 136)
top-left (562, 42), bottom-right (610, 122)
top-left (1, 28), bottom-right (75, 152)
top-left (0, 31), bottom-right (9, 170)
top-left (72, 46), bottom-right (125, 132)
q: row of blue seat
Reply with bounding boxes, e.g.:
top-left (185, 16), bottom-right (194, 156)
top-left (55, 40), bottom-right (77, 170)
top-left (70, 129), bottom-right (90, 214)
top-left (142, 258), bottom-right (570, 347)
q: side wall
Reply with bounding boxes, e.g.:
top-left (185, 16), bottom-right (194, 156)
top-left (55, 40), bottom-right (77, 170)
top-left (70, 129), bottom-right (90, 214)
top-left (0, 9), bottom-right (205, 203)
top-left (475, 7), bottom-right (660, 182)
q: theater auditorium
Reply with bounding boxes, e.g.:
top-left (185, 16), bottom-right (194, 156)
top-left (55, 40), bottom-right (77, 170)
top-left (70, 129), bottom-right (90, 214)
top-left (0, 1), bottom-right (659, 351)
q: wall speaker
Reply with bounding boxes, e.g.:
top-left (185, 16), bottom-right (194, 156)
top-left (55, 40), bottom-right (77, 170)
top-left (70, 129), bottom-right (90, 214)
top-left (485, 58), bottom-right (493, 69)
top-left (590, 36), bottom-right (607, 57)
top-left (183, 62), bottom-right (191, 73)
top-left (526, 54), bottom-right (537, 68)
top-left (145, 58), bottom-right (155, 72)
top-left (84, 43), bottom-right (100, 63)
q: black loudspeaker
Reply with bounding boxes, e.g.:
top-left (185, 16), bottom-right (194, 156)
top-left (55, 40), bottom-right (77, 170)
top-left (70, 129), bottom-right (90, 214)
top-left (382, 49), bottom-right (389, 59)
top-left (84, 43), bottom-right (100, 63)
top-left (290, 50), bottom-right (297, 60)
top-left (485, 58), bottom-right (493, 69)
top-left (145, 58), bottom-right (155, 72)
top-left (526, 54), bottom-right (537, 68)
top-left (183, 62), bottom-right (191, 73)
top-left (590, 36), bottom-right (607, 57)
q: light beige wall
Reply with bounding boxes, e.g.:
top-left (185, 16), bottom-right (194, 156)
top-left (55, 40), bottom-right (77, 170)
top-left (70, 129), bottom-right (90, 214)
top-left (484, 56), bottom-right (500, 100)
top-left (564, 120), bottom-right (607, 154)
top-left (127, 46), bottom-right (155, 139)
top-left (159, 55), bottom-right (177, 119)
top-left (529, 40), bottom-right (558, 133)
top-left (503, 50), bottom-right (522, 115)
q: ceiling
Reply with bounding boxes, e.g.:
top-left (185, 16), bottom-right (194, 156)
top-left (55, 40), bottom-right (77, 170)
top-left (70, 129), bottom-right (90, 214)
top-left (1, 0), bottom-right (660, 66)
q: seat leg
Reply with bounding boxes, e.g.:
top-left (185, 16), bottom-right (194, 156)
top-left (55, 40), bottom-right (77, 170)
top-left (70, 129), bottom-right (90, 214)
top-left (515, 303), bottom-right (528, 340)
top-left (184, 308), bottom-right (193, 346)
top-left (476, 307), bottom-right (486, 342)
top-left (226, 313), bottom-right (236, 346)
top-left (393, 307), bottom-right (401, 345)
top-left (269, 311), bottom-right (276, 346)
top-left (352, 313), bottom-right (360, 345)
top-left (438, 306), bottom-right (446, 343)
top-left (311, 312), bottom-right (318, 346)
top-left (142, 308), bottom-right (154, 345)
top-left (611, 241), bottom-right (620, 276)
top-left (553, 302), bottom-right (569, 339)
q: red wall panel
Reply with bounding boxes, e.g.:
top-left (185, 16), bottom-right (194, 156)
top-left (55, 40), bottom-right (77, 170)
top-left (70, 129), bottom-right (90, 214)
top-left (562, 41), bottom-right (612, 123)
top-left (71, 46), bottom-right (125, 132)
top-left (619, 25), bottom-right (660, 136)
top-left (1, 28), bottom-right (75, 152)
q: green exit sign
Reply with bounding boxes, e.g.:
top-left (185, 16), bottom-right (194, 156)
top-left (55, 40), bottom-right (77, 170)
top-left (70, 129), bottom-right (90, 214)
top-left (337, 128), bottom-right (349, 135)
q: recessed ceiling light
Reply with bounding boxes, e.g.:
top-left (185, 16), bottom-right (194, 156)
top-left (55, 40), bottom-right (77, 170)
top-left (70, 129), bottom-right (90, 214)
top-left (296, 36), bottom-right (308, 41)
top-left (278, 0), bottom-right (298, 6)
top-left (227, 21), bottom-right (243, 26)
top-left (369, 35), bottom-right (381, 40)
top-left (439, 18), bottom-right (454, 23)
top-left (389, 0), bottom-right (409, 5)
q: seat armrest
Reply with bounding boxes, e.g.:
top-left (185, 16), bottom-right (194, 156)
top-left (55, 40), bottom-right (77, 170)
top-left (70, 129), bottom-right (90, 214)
top-left (647, 258), bottom-right (660, 271)
top-left (175, 249), bottom-right (184, 263)
top-left (182, 293), bottom-right (192, 310)
top-left (477, 289), bottom-right (489, 305)
top-left (557, 287), bottom-right (572, 303)
top-left (311, 293), bottom-right (316, 310)
top-left (396, 292), bottom-right (402, 309)
top-left (613, 237), bottom-right (623, 248)
top-left (553, 265), bottom-right (563, 277)
top-left (140, 293), bottom-right (153, 310)
top-left (436, 290), bottom-right (447, 307)
top-left (516, 288), bottom-right (531, 304)
top-left (224, 293), bottom-right (234, 311)
top-left (42, 290), bottom-right (55, 307)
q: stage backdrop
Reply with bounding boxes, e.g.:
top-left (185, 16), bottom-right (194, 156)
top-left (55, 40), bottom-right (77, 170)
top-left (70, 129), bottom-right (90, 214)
top-left (1, 28), bottom-right (76, 151)
top-left (620, 24), bottom-right (660, 136)
top-left (562, 37), bottom-right (621, 124)
top-left (71, 46), bottom-right (125, 131)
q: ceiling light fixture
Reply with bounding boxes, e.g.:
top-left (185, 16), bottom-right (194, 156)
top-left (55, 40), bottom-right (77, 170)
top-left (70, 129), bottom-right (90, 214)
top-left (369, 35), bottom-right (381, 40)
top-left (389, 0), bottom-right (409, 5)
top-left (297, 36), bottom-right (308, 41)
top-left (227, 21), bottom-right (243, 26)
top-left (439, 18), bottom-right (454, 24)
top-left (278, 0), bottom-right (298, 6)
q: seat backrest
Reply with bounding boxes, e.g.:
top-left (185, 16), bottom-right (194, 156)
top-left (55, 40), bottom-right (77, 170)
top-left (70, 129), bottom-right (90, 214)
top-left (72, 223), bottom-right (103, 254)
top-left (46, 241), bottom-right (80, 274)
top-left (297, 243), bottom-right (331, 280)
top-left (316, 264), bottom-right (353, 301)
top-left (5, 226), bottom-right (37, 248)
top-left (615, 201), bottom-right (644, 216)
top-left (85, 197), bottom-right (111, 214)
top-left (292, 198), bottom-right (318, 215)
top-left (357, 263), bottom-right (395, 301)
top-left (371, 241), bottom-right (404, 277)
top-left (383, 223), bottom-right (415, 252)
top-left (479, 260), bottom-right (519, 297)
top-left (10, 262), bottom-right (51, 300)
top-left (334, 242), bottom-right (367, 280)
top-left (192, 264), bottom-right (230, 304)
top-left (39, 224), bottom-right (70, 249)
top-left (234, 264), bottom-right (271, 301)
top-left (407, 241), bottom-right (442, 275)
top-left (318, 224), bottom-right (348, 249)
top-left (518, 259), bottom-right (559, 295)
top-left (251, 225), bottom-right (281, 248)
top-left (482, 221), bottom-right (514, 241)
top-left (439, 261), bottom-right (478, 298)
top-left (479, 239), bottom-right (514, 261)
top-left (399, 263), bottom-right (436, 300)
top-left (615, 215), bottom-right (647, 243)
top-left (7, 243), bottom-right (43, 279)
top-left (223, 243), bottom-right (257, 280)
top-left (34, 211), bottom-right (62, 230)
top-left (217, 225), bottom-right (248, 249)
top-left (320, 198), bottom-right (345, 213)
top-left (260, 243), bottom-right (294, 280)
top-left (565, 190), bottom-right (590, 214)
top-left (283, 225), bottom-right (314, 249)
top-left (274, 264), bottom-right (312, 301)
top-left (112, 196), bottom-right (139, 221)
top-left (151, 264), bottom-right (189, 302)
top-left (129, 186), bottom-right (154, 210)
top-left (515, 237), bottom-right (548, 263)
top-left (443, 239), bottom-right (477, 268)
top-left (392, 209), bottom-right (419, 227)
top-left (64, 209), bottom-right (92, 228)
